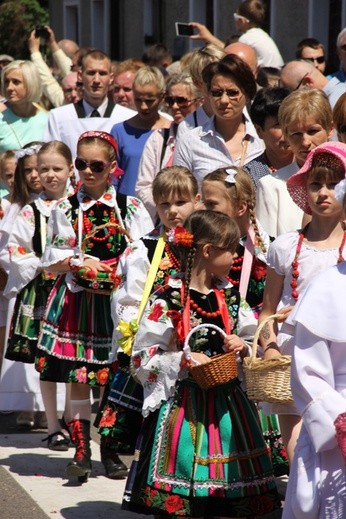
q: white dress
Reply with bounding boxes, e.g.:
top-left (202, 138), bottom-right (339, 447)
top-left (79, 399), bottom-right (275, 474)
top-left (0, 195), bottom-right (66, 412)
top-left (283, 262), bottom-right (346, 519)
top-left (262, 231), bottom-right (346, 416)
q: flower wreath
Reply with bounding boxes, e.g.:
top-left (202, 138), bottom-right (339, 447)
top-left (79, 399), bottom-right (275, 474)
top-left (167, 226), bottom-right (194, 247)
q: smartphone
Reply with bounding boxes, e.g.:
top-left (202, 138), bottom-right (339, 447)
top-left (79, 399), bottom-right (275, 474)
top-left (175, 22), bottom-right (194, 37)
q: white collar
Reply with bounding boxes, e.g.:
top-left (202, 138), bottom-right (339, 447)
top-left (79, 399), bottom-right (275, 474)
top-left (77, 183), bottom-right (116, 211)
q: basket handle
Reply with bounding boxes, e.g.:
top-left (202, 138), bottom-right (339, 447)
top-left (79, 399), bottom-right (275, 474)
top-left (183, 323), bottom-right (227, 366)
top-left (252, 313), bottom-right (283, 359)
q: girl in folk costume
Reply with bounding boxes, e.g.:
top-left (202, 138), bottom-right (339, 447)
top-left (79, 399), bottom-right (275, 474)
top-left (202, 167), bottom-right (289, 477)
top-left (97, 166), bottom-right (200, 478)
top-left (4, 141), bottom-right (74, 449)
top-left (35, 130), bottom-right (153, 482)
top-left (0, 143), bottom-right (50, 427)
top-left (259, 141), bottom-right (346, 465)
top-left (282, 178), bottom-right (346, 518)
top-left (122, 210), bottom-right (282, 518)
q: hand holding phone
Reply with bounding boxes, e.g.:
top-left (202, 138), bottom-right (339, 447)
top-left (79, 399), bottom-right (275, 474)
top-left (175, 23), bottom-right (195, 37)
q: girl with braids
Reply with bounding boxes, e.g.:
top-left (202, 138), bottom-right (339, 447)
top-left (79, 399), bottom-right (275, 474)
top-left (97, 165), bottom-right (200, 478)
top-left (202, 167), bottom-right (289, 477)
top-left (259, 142), bottom-right (346, 466)
top-left (202, 166), bottom-right (270, 316)
top-left (122, 210), bottom-right (281, 518)
top-left (35, 131), bottom-right (153, 482)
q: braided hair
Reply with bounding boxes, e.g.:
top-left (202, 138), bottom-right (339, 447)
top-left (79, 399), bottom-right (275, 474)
top-left (176, 210), bottom-right (240, 305)
top-left (203, 167), bottom-right (267, 254)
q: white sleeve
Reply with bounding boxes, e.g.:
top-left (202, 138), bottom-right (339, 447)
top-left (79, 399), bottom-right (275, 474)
top-left (4, 204), bottom-right (40, 297)
top-left (42, 202), bottom-right (76, 267)
top-left (292, 324), bottom-right (346, 453)
top-left (136, 130), bottom-right (163, 221)
top-left (124, 196), bottom-right (154, 240)
top-left (30, 51), bottom-right (64, 107)
top-left (173, 131), bottom-right (193, 170)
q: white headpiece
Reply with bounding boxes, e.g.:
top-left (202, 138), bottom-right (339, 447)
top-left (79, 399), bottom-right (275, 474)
top-left (15, 144), bottom-right (42, 160)
top-left (335, 178), bottom-right (346, 204)
top-left (225, 167), bottom-right (237, 184)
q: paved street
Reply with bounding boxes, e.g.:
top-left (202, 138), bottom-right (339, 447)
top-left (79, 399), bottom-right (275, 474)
top-left (0, 410), bottom-right (285, 518)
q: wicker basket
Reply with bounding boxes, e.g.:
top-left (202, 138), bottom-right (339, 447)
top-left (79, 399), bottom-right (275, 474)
top-left (243, 314), bottom-right (293, 404)
top-left (183, 323), bottom-right (238, 390)
top-left (74, 222), bottom-right (132, 295)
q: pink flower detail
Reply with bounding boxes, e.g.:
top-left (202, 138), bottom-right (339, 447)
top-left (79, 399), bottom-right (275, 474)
top-left (75, 366), bottom-right (87, 383)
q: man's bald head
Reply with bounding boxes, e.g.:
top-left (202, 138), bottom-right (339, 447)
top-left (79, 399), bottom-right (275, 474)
top-left (280, 60), bottom-right (326, 91)
top-left (58, 39), bottom-right (79, 59)
top-left (224, 41), bottom-right (258, 77)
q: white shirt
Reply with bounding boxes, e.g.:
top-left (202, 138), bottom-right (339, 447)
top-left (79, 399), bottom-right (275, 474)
top-left (173, 109), bottom-right (264, 187)
top-left (256, 161), bottom-right (302, 237)
top-left (239, 27), bottom-right (284, 68)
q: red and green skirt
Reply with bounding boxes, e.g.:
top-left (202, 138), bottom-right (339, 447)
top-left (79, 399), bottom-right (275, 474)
top-left (36, 275), bottom-right (114, 387)
top-left (122, 377), bottom-right (282, 517)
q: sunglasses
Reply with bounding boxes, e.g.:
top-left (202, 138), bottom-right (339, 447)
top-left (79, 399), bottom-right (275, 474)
top-left (165, 96), bottom-right (196, 107)
top-left (295, 72), bottom-right (309, 90)
top-left (233, 12), bottom-right (250, 23)
top-left (75, 157), bottom-right (111, 173)
top-left (209, 88), bottom-right (241, 99)
top-left (339, 125), bottom-right (346, 134)
top-left (304, 56), bottom-right (325, 64)
top-left (339, 44), bottom-right (346, 52)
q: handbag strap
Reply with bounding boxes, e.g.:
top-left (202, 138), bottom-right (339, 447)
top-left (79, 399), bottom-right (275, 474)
top-left (137, 232), bottom-right (165, 323)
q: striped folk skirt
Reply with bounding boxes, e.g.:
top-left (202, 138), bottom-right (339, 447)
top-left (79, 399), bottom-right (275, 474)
top-left (122, 377), bottom-right (282, 517)
top-left (36, 275), bottom-right (114, 387)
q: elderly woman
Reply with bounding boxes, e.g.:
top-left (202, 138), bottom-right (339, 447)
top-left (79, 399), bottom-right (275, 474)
top-left (111, 65), bottom-right (171, 197)
top-left (0, 60), bottom-right (48, 152)
top-left (173, 54), bottom-right (263, 187)
top-left (135, 71), bottom-right (203, 220)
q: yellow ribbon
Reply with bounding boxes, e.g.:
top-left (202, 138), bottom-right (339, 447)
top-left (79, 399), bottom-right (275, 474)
top-left (116, 319), bottom-right (139, 356)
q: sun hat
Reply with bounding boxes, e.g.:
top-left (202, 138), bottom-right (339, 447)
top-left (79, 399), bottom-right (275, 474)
top-left (287, 141), bottom-right (346, 214)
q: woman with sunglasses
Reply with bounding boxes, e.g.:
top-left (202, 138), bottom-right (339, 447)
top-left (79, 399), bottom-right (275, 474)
top-left (35, 130), bottom-right (153, 482)
top-left (111, 66), bottom-right (171, 198)
top-left (135, 72), bottom-right (203, 220)
top-left (174, 54), bottom-right (263, 188)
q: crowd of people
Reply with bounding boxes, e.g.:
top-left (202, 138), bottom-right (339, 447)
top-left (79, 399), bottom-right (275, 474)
top-left (1, 0), bottom-right (346, 516)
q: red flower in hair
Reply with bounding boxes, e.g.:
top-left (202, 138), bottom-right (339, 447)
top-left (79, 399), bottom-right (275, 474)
top-left (167, 226), bottom-right (194, 247)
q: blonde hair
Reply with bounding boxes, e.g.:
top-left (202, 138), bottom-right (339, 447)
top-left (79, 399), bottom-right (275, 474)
top-left (203, 167), bottom-right (266, 253)
top-left (1, 60), bottom-right (42, 103)
top-left (133, 66), bottom-right (166, 93)
top-left (152, 166), bottom-right (198, 204)
top-left (279, 89), bottom-right (333, 137)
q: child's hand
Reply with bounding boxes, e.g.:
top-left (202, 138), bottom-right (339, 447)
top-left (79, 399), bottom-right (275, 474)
top-left (190, 352), bottom-right (211, 365)
top-left (83, 258), bottom-right (113, 273)
top-left (223, 335), bottom-right (247, 357)
top-left (277, 306), bottom-right (294, 322)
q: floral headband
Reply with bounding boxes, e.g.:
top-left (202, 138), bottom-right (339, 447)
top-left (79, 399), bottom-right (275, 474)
top-left (335, 179), bottom-right (346, 204)
top-left (225, 167), bottom-right (237, 185)
top-left (78, 130), bottom-right (118, 154)
top-left (167, 227), bottom-right (194, 247)
top-left (15, 144), bottom-right (42, 160)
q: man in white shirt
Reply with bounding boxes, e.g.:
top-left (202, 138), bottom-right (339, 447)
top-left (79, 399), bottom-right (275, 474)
top-left (44, 49), bottom-right (135, 158)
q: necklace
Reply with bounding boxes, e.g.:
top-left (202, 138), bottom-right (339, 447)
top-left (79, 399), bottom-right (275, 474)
top-left (82, 207), bottom-right (117, 243)
top-left (291, 226), bottom-right (346, 301)
top-left (189, 290), bottom-right (224, 318)
top-left (164, 243), bottom-right (180, 270)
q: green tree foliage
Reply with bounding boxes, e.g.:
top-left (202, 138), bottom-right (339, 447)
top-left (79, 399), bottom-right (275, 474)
top-left (0, 0), bottom-right (49, 59)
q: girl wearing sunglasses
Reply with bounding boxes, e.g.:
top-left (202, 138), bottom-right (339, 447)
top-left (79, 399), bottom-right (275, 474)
top-left (35, 130), bottom-right (153, 482)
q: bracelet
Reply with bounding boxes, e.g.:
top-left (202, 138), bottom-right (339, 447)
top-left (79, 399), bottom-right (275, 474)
top-left (68, 255), bottom-right (83, 271)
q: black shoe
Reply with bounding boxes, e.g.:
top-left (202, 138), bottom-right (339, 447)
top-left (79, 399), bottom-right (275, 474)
top-left (102, 456), bottom-right (129, 479)
top-left (42, 431), bottom-right (70, 451)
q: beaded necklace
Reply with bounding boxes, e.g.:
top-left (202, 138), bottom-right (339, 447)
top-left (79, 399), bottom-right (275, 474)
top-left (189, 291), bottom-right (224, 318)
top-left (227, 255), bottom-right (243, 285)
top-left (291, 226), bottom-right (346, 301)
top-left (164, 243), bottom-right (180, 270)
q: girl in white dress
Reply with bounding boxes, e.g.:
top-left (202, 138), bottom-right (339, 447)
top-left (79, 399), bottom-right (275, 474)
top-left (259, 141), bottom-right (346, 464)
top-left (282, 177), bottom-right (346, 518)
